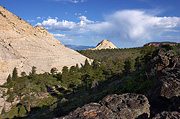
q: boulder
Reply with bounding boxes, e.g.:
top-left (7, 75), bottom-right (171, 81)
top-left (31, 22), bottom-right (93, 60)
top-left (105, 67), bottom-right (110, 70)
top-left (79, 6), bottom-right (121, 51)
top-left (147, 48), bottom-right (180, 115)
top-left (153, 111), bottom-right (180, 119)
top-left (60, 93), bottom-right (150, 119)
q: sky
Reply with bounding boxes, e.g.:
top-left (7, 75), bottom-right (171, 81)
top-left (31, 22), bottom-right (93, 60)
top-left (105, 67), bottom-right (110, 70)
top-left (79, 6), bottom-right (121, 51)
top-left (0, 0), bottom-right (180, 48)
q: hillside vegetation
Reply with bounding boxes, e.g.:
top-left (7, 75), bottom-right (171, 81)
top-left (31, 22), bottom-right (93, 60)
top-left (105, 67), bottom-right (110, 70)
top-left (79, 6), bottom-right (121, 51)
top-left (0, 44), bottom-right (180, 118)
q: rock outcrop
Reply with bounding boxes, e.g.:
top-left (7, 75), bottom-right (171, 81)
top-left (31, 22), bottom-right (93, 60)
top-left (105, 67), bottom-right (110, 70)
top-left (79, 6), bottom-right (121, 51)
top-left (147, 48), bottom-right (180, 115)
top-left (0, 6), bottom-right (88, 85)
top-left (60, 93), bottom-right (150, 119)
top-left (90, 39), bottom-right (117, 50)
top-left (153, 111), bottom-right (180, 119)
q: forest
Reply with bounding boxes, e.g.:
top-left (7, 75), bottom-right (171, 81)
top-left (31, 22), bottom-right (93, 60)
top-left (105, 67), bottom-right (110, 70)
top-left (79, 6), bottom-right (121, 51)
top-left (0, 44), bottom-right (180, 118)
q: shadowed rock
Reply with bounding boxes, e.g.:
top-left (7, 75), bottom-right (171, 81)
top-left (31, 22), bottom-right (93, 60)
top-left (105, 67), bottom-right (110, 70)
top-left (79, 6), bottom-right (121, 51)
top-left (152, 111), bottom-right (180, 119)
top-left (147, 48), bottom-right (180, 115)
top-left (59, 93), bottom-right (150, 119)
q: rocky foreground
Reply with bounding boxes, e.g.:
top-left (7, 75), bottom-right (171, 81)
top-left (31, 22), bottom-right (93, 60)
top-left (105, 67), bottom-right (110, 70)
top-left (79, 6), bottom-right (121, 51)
top-left (57, 49), bottom-right (180, 119)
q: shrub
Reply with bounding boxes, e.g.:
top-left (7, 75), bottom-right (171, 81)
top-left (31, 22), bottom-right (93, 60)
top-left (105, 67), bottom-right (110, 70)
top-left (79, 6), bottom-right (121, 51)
top-left (18, 105), bottom-right (27, 117)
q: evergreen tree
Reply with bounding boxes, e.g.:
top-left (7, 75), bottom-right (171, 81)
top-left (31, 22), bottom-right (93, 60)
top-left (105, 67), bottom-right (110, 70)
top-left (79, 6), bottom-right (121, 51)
top-left (135, 56), bottom-right (142, 70)
top-left (6, 89), bottom-right (15, 105)
top-left (92, 59), bottom-right (99, 70)
top-left (82, 59), bottom-right (90, 73)
top-left (124, 58), bottom-right (134, 75)
top-left (113, 58), bottom-right (125, 74)
top-left (18, 105), bottom-right (27, 117)
top-left (81, 73), bottom-right (92, 90)
top-left (6, 74), bottom-right (12, 84)
top-left (21, 72), bottom-right (26, 77)
top-left (62, 66), bottom-right (69, 86)
top-left (50, 67), bottom-right (58, 75)
top-left (68, 66), bottom-right (81, 93)
top-left (75, 64), bottom-right (80, 72)
top-left (31, 66), bottom-right (36, 76)
top-left (12, 67), bottom-right (18, 81)
top-left (141, 44), bottom-right (155, 64)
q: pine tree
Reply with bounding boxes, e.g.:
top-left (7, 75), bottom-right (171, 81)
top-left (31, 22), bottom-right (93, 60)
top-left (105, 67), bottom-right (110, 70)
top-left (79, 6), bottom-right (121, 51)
top-left (12, 67), bottom-right (18, 81)
top-left (135, 56), bottom-right (142, 70)
top-left (62, 66), bottom-right (69, 86)
top-left (68, 66), bottom-right (81, 93)
top-left (83, 59), bottom-right (90, 73)
top-left (75, 64), bottom-right (79, 72)
top-left (92, 59), bottom-right (99, 70)
top-left (124, 58), bottom-right (134, 75)
top-left (31, 66), bottom-right (36, 76)
top-left (18, 105), bottom-right (27, 117)
top-left (21, 72), bottom-right (26, 77)
top-left (50, 67), bottom-right (58, 75)
top-left (6, 74), bottom-right (12, 84)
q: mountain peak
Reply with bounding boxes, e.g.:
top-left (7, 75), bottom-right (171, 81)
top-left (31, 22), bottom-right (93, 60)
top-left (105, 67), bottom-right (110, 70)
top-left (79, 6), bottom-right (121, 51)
top-left (92, 39), bottom-right (117, 50)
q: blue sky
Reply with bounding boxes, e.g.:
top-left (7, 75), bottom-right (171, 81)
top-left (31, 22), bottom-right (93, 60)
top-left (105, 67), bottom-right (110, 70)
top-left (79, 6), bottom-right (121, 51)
top-left (0, 0), bottom-right (180, 48)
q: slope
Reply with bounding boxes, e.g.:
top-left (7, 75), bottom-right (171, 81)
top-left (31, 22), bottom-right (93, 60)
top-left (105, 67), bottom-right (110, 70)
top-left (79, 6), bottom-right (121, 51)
top-left (0, 6), bottom-right (88, 84)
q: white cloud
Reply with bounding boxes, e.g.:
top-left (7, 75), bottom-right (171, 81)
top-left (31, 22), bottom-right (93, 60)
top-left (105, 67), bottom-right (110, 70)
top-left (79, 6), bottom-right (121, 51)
top-left (36, 10), bottom-right (180, 47)
top-left (87, 10), bottom-right (180, 43)
top-left (37, 18), bottom-right (76, 31)
top-left (27, 20), bottom-right (35, 22)
top-left (36, 16), bottom-right (94, 32)
top-left (37, 17), bottom-right (41, 20)
top-left (53, 0), bottom-right (86, 3)
top-left (78, 16), bottom-right (94, 23)
top-left (51, 33), bottom-right (66, 37)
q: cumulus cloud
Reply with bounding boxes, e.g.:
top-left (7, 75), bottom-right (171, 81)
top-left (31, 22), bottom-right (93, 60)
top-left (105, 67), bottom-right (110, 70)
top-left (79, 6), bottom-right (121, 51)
top-left (87, 10), bottom-right (180, 43)
top-left (36, 10), bottom-right (180, 47)
top-left (36, 16), bottom-right (93, 32)
top-left (78, 16), bottom-right (94, 23)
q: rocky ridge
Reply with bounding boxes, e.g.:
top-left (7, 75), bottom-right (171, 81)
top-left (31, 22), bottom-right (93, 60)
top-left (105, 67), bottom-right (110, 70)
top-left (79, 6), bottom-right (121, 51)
top-left (0, 6), bottom-right (88, 85)
top-left (147, 48), bottom-right (180, 116)
top-left (58, 48), bottom-right (180, 119)
top-left (90, 39), bottom-right (117, 50)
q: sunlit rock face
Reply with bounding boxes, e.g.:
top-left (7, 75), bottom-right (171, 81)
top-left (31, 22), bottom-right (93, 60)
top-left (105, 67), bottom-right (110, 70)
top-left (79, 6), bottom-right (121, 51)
top-left (91, 39), bottom-right (117, 50)
top-left (0, 6), bottom-right (88, 85)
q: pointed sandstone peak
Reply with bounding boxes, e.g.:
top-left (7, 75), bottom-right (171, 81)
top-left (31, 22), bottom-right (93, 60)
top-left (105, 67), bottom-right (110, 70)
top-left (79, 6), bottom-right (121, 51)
top-left (0, 6), bottom-right (89, 84)
top-left (92, 39), bottom-right (117, 50)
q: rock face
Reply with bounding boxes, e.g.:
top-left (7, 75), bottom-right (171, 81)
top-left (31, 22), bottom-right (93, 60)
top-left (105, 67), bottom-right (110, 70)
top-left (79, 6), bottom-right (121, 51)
top-left (60, 93), bottom-right (150, 119)
top-left (0, 6), bottom-right (88, 84)
top-left (91, 39), bottom-right (117, 50)
top-left (153, 111), bottom-right (180, 119)
top-left (147, 48), bottom-right (180, 115)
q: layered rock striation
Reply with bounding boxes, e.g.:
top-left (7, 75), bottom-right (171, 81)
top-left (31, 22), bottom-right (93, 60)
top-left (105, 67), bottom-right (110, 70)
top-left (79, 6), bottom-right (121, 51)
top-left (0, 6), bottom-right (88, 84)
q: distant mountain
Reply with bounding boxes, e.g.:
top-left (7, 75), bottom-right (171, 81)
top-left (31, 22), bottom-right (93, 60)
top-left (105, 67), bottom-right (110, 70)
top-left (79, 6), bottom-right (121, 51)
top-left (147, 42), bottom-right (178, 47)
top-left (89, 39), bottom-right (117, 50)
top-left (0, 6), bottom-right (89, 84)
top-left (66, 45), bottom-right (95, 50)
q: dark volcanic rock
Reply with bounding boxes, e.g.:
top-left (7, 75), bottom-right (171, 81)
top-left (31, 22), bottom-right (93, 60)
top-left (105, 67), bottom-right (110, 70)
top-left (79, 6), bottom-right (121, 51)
top-left (59, 93), bottom-right (150, 119)
top-left (147, 48), bottom-right (180, 115)
top-left (152, 111), bottom-right (180, 119)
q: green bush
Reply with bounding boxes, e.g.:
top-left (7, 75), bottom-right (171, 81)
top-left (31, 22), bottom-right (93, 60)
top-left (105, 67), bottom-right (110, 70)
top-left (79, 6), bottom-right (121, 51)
top-left (2, 106), bottom-right (18, 119)
top-left (61, 98), bottom-right (68, 103)
top-left (18, 105), bottom-right (27, 117)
